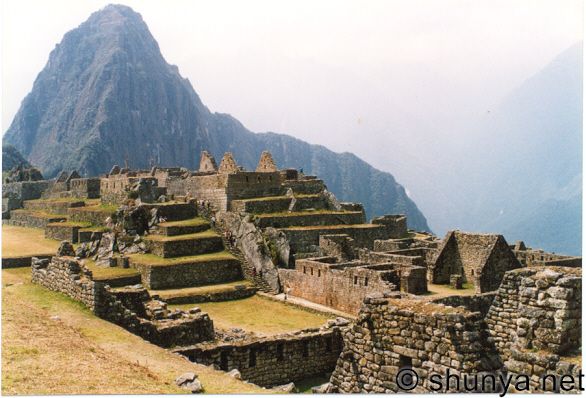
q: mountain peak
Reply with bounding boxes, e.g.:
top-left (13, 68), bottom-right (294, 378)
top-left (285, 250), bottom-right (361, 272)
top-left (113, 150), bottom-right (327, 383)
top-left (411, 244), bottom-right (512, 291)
top-left (88, 4), bottom-right (145, 25)
top-left (3, 4), bottom-right (430, 231)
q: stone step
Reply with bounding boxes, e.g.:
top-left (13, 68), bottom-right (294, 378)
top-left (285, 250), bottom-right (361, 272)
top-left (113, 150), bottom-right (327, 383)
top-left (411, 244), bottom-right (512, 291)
top-left (230, 194), bottom-right (326, 214)
top-left (82, 260), bottom-right (142, 288)
top-left (67, 205), bottom-right (117, 225)
top-left (23, 198), bottom-right (86, 214)
top-left (255, 210), bottom-right (365, 229)
top-left (78, 227), bottom-right (108, 243)
top-left (144, 231), bottom-right (224, 258)
top-left (45, 221), bottom-right (92, 243)
top-left (8, 209), bottom-right (67, 229)
top-left (140, 202), bottom-right (197, 222)
top-left (149, 281), bottom-right (257, 304)
top-left (155, 217), bottom-right (210, 236)
top-left (129, 251), bottom-right (243, 290)
top-left (218, 236), bottom-right (274, 293)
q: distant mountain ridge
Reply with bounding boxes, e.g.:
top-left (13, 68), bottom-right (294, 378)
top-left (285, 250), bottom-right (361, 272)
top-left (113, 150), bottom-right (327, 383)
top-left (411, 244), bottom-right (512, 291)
top-left (451, 43), bottom-right (582, 255)
top-left (2, 4), bottom-right (430, 231)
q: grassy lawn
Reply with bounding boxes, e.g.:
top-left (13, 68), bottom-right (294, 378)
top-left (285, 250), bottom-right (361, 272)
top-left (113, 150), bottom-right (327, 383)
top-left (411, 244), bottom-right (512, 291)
top-left (170, 295), bottom-right (331, 335)
top-left (2, 225), bottom-right (60, 257)
top-left (130, 251), bottom-right (236, 267)
top-left (24, 197), bottom-right (85, 204)
top-left (144, 230), bottom-right (218, 242)
top-left (158, 217), bottom-right (208, 227)
top-left (10, 209), bottom-right (68, 218)
top-left (82, 259), bottom-right (140, 280)
top-left (151, 280), bottom-right (253, 298)
top-left (2, 268), bottom-right (266, 395)
top-left (257, 209), bottom-right (358, 217)
top-left (47, 221), bottom-right (93, 228)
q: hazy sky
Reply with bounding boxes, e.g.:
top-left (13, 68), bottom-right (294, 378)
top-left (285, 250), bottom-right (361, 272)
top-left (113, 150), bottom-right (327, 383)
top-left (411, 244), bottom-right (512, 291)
top-left (1, 0), bottom-right (583, 222)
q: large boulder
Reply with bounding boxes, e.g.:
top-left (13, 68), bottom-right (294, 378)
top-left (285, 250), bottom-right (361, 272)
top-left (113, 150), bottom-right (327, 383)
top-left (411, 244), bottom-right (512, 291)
top-left (217, 212), bottom-right (281, 293)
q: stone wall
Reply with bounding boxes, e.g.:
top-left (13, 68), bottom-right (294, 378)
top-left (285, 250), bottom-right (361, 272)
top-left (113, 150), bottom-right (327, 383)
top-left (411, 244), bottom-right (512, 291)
top-left (182, 172), bottom-right (283, 212)
top-left (256, 211), bottom-right (364, 229)
top-left (485, 267), bottom-right (581, 360)
top-left (371, 215), bottom-right (408, 239)
top-left (329, 265), bottom-right (581, 393)
top-left (69, 178), bottom-right (101, 199)
top-left (329, 296), bottom-right (503, 393)
top-left (132, 257), bottom-right (243, 290)
top-left (67, 207), bottom-right (116, 226)
top-left (432, 292), bottom-right (496, 317)
top-left (2, 180), bottom-right (52, 211)
top-left (45, 223), bottom-right (85, 243)
top-left (31, 256), bottom-right (215, 348)
top-left (282, 179), bottom-right (326, 195)
top-left (279, 257), bottom-right (428, 314)
top-left (283, 225), bottom-right (390, 254)
top-left (175, 325), bottom-right (344, 387)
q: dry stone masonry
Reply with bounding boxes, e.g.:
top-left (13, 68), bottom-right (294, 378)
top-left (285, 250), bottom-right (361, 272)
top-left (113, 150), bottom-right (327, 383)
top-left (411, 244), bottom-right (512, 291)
top-left (6, 149), bottom-right (582, 393)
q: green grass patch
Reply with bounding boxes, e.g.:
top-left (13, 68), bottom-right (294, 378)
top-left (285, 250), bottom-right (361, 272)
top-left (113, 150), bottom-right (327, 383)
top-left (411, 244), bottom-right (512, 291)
top-left (158, 217), bottom-right (208, 227)
top-left (280, 223), bottom-right (380, 231)
top-left (170, 294), bottom-right (331, 335)
top-left (47, 221), bottom-right (93, 228)
top-left (79, 226), bottom-right (110, 233)
top-left (257, 209), bottom-right (359, 218)
top-left (129, 250), bottom-right (235, 267)
top-left (144, 229), bottom-right (218, 242)
top-left (295, 374), bottom-right (331, 393)
top-left (11, 209), bottom-right (68, 218)
top-left (24, 197), bottom-right (85, 204)
top-left (82, 260), bottom-right (140, 280)
top-left (152, 280), bottom-right (252, 298)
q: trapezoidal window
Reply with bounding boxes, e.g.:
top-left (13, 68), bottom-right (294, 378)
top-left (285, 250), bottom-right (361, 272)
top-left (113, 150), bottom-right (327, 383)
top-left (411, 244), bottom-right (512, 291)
top-left (302, 341), bottom-right (309, 357)
top-left (364, 277), bottom-right (368, 286)
top-left (220, 351), bottom-right (229, 371)
top-left (354, 276), bottom-right (358, 285)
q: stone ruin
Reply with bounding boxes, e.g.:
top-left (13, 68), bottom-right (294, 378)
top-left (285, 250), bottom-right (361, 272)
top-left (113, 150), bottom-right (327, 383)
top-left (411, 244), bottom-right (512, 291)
top-left (430, 230), bottom-right (522, 293)
top-left (4, 164), bottom-right (44, 183)
top-left (329, 265), bottom-right (582, 393)
top-left (31, 254), bottom-right (214, 348)
top-left (256, 150), bottom-right (278, 172)
top-left (8, 148), bottom-right (581, 393)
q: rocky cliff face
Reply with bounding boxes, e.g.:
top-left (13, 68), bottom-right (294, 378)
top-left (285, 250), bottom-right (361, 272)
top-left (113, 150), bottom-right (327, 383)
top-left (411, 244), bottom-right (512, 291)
top-left (2, 145), bottom-right (30, 171)
top-left (3, 4), bottom-right (430, 231)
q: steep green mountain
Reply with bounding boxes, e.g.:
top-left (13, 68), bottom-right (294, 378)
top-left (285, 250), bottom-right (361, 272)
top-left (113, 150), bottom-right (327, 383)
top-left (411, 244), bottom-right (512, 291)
top-left (2, 144), bottom-right (31, 171)
top-left (2, 4), bottom-right (429, 231)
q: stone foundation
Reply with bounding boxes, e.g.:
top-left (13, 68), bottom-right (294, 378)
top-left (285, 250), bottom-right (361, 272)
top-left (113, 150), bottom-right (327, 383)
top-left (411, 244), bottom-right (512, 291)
top-left (175, 323), bottom-right (344, 387)
top-left (31, 256), bottom-right (215, 348)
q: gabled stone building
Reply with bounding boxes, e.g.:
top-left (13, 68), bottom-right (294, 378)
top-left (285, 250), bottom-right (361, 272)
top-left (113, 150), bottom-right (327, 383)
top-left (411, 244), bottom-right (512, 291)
top-left (430, 231), bottom-right (522, 293)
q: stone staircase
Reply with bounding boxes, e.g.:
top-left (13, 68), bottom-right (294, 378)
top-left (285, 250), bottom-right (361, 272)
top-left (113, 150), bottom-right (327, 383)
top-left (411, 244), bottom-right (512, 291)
top-left (217, 228), bottom-right (273, 293)
top-left (129, 213), bottom-right (256, 303)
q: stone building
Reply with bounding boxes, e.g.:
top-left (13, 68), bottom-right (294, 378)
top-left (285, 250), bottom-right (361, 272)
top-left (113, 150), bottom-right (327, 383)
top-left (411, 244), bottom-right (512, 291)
top-left (279, 242), bottom-right (428, 314)
top-left (512, 241), bottom-right (582, 268)
top-left (329, 265), bottom-right (582, 393)
top-left (430, 231), bottom-right (522, 293)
